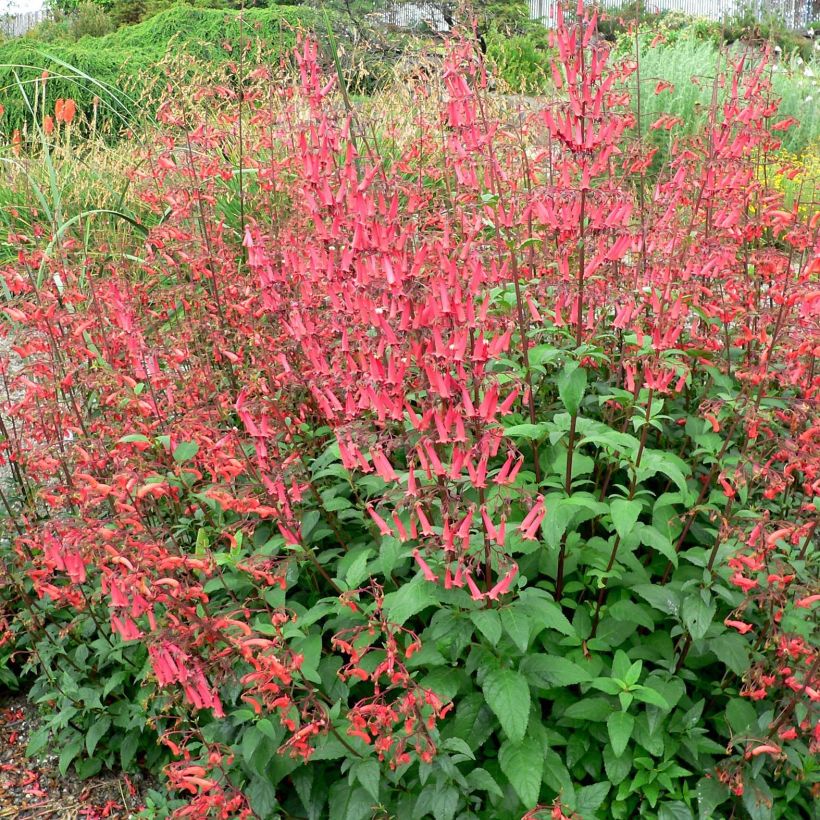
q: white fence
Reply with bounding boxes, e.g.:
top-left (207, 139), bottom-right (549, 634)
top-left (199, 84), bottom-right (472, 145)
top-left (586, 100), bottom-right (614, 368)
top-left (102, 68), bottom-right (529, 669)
top-left (375, 2), bottom-right (452, 32)
top-left (1, 9), bottom-right (49, 37)
top-left (375, 1), bottom-right (816, 33)
top-left (530, 0), bottom-right (814, 29)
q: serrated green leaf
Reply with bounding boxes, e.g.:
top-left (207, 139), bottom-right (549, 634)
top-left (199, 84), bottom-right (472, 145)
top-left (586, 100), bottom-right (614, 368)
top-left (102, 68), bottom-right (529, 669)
top-left (440, 737), bottom-right (475, 760)
top-left (328, 783), bottom-right (372, 820)
top-left (608, 599), bottom-right (656, 631)
top-left (709, 632), bottom-right (750, 676)
top-left (697, 776), bottom-right (730, 820)
top-left (85, 716), bottom-right (111, 757)
top-left (382, 576), bottom-right (438, 625)
top-left (353, 758), bottom-right (380, 802)
top-left (499, 736), bottom-right (544, 808)
top-left (431, 784), bottom-right (459, 820)
top-left (726, 698), bottom-right (757, 734)
top-left (247, 775), bottom-right (279, 817)
top-left (574, 782), bottom-right (611, 816)
top-left (470, 609), bottom-right (502, 646)
top-left (172, 441), bottom-right (199, 463)
top-left (519, 590), bottom-right (576, 636)
top-left (482, 669), bottom-right (530, 743)
top-left (607, 711), bottom-right (634, 757)
top-left (658, 801), bottom-right (694, 820)
top-left (120, 730), bottom-right (140, 771)
top-left (500, 606), bottom-right (531, 652)
top-left (465, 767), bottom-right (504, 797)
top-left (638, 524), bottom-right (678, 566)
top-left (682, 593), bottom-right (716, 640)
top-left (633, 685), bottom-right (671, 710)
top-left (557, 364), bottom-right (587, 416)
top-left (603, 744), bottom-right (632, 786)
top-left (503, 422), bottom-right (548, 440)
top-left (26, 726), bottom-right (51, 757)
top-left (564, 698), bottom-right (611, 721)
top-left (58, 735), bottom-right (83, 776)
top-left (633, 584), bottom-right (681, 616)
top-left (345, 550), bottom-right (371, 588)
top-left (379, 536), bottom-right (404, 576)
top-left (611, 498), bottom-right (642, 540)
top-left (446, 693), bottom-right (496, 750)
top-left (741, 775), bottom-right (774, 820)
top-left (520, 654), bottom-right (592, 688)
top-left (638, 450), bottom-right (691, 498)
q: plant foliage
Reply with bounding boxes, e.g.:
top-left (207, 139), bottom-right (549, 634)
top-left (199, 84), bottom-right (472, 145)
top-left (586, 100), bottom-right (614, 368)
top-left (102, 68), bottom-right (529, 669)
top-left (0, 6), bottom-right (818, 819)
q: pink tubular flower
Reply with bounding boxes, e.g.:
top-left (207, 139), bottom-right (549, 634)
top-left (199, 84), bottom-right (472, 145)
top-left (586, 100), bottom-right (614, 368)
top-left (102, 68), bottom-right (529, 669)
top-left (519, 495), bottom-right (546, 541)
top-left (724, 618), bottom-right (754, 634)
top-left (412, 549), bottom-right (439, 583)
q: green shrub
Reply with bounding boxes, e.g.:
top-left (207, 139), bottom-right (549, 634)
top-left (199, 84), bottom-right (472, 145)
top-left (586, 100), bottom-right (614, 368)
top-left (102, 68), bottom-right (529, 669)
top-left (0, 6), bottom-right (321, 137)
top-left (485, 28), bottom-right (553, 94)
top-left (69, 2), bottom-right (115, 38)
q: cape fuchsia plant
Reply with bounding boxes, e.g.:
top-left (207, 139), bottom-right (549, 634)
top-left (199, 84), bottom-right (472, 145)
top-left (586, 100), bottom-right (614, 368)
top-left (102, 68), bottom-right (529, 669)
top-left (0, 4), bottom-right (817, 818)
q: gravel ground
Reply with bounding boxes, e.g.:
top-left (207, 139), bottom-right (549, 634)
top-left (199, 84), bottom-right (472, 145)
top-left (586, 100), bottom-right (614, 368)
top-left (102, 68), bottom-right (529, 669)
top-left (0, 695), bottom-right (151, 819)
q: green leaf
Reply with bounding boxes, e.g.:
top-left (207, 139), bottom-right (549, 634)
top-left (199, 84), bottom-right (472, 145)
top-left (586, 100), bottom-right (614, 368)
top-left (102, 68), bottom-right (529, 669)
top-left (564, 698), bottom-right (611, 721)
top-left (120, 730), bottom-right (140, 771)
top-left (574, 782), bottom-right (611, 816)
top-left (519, 655), bottom-right (592, 688)
top-left (540, 496), bottom-right (577, 550)
top-left (431, 784), bottom-right (459, 820)
top-left (709, 633), bottom-right (750, 676)
top-left (557, 364), bottom-right (587, 415)
top-left (499, 736), bottom-right (544, 809)
top-left (58, 735), bottom-right (83, 776)
top-left (633, 584), bottom-right (681, 616)
top-left (608, 599), bottom-right (656, 631)
top-left (682, 593), bottom-right (716, 640)
top-left (379, 536), bottom-right (404, 576)
top-left (172, 441), bottom-right (199, 463)
top-left (353, 758), bottom-right (380, 802)
top-left (117, 433), bottom-right (151, 444)
top-left (726, 698), bottom-right (758, 734)
top-left (446, 693), bottom-right (496, 750)
top-left (607, 711), bottom-right (634, 757)
top-left (85, 716), bottom-right (111, 757)
top-left (529, 343), bottom-right (560, 368)
top-left (697, 777), bottom-right (729, 820)
top-left (610, 498), bottom-right (642, 540)
top-left (382, 576), bottom-right (438, 625)
top-left (291, 766), bottom-right (312, 810)
top-left (345, 550), bottom-right (371, 589)
top-left (500, 606), bottom-right (531, 652)
top-left (247, 776), bottom-right (279, 817)
top-left (482, 669), bottom-right (531, 743)
top-left (471, 609), bottom-right (502, 646)
top-left (26, 726), bottom-right (51, 757)
top-left (440, 737), bottom-right (475, 760)
top-left (603, 744), bottom-right (632, 786)
top-left (466, 768), bottom-right (504, 797)
top-left (741, 775), bottom-right (774, 820)
top-left (638, 450), bottom-right (691, 499)
top-left (328, 784), bottom-right (372, 820)
top-left (637, 524), bottom-right (678, 567)
top-left (75, 757), bottom-right (102, 780)
top-left (659, 801), bottom-right (695, 820)
top-left (503, 422), bottom-right (548, 440)
top-left (633, 685), bottom-right (671, 710)
top-left (519, 590), bottom-right (576, 636)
